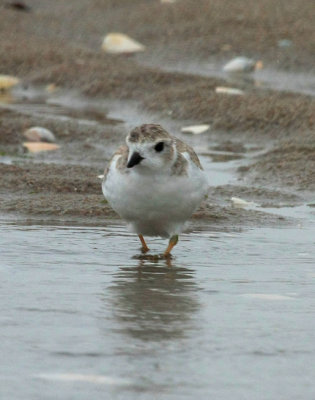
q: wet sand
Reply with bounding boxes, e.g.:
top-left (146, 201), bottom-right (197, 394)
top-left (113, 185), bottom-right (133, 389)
top-left (0, 0), bottom-right (314, 223)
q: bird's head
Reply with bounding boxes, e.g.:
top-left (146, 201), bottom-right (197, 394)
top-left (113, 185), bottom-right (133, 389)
top-left (126, 124), bottom-right (176, 172)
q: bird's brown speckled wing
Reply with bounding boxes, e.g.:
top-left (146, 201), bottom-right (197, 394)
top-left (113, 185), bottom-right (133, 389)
top-left (103, 145), bottom-right (129, 181)
top-left (175, 138), bottom-right (203, 170)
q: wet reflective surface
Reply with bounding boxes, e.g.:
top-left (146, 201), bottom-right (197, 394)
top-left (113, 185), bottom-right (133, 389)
top-left (140, 56), bottom-right (315, 97)
top-left (1, 217), bottom-right (314, 399)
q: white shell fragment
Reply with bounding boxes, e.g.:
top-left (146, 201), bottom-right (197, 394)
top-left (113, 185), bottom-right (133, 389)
top-left (231, 197), bottom-right (255, 208)
top-left (223, 57), bottom-right (263, 73)
top-left (181, 124), bottom-right (210, 135)
top-left (215, 87), bottom-right (244, 96)
top-left (102, 33), bottom-right (145, 54)
top-left (0, 74), bottom-right (20, 90)
top-left (98, 174), bottom-right (105, 179)
top-left (23, 127), bottom-right (56, 143)
top-left (23, 142), bottom-right (60, 153)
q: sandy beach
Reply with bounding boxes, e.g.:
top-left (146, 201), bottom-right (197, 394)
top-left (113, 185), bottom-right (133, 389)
top-left (0, 0), bottom-right (314, 222)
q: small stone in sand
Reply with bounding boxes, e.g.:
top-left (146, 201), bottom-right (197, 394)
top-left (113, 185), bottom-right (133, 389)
top-left (5, 1), bottom-right (31, 12)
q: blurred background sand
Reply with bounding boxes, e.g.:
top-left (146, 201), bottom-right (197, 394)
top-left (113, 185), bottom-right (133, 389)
top-left (0, 0), bottom-right (314, 221)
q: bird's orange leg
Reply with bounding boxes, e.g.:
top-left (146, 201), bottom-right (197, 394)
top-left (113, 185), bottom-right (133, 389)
top-left (138, 234), bottom-right (149, 253)
top-left (164, 235), bottom-right (178, 257)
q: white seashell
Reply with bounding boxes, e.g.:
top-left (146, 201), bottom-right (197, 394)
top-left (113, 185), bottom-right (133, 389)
top-left (215, 87), bottom-right (244, 95)
top-left (23, 142), bottom-right (60, 153)
top-left (181, 124), bottom-right (210, 135)
top-left (102, 33), bottom-right (145, 54)
top-left (23, 127), bottom-right (56, 143)
top-left (231, 197), bottom-right (255, 208)
top-left (98, 174), bottom-right (105, 179)
top-left (0, 74), bottom-right (20, 90)
top-left (223, 57), bottom-right (263, 73)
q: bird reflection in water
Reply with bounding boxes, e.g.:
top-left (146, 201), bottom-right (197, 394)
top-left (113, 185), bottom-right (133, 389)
top-left (106, 257), bottom-right (200, 342)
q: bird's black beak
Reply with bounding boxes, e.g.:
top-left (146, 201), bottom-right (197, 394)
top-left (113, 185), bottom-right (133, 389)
top-left (127, 152), bottom-right (144, 168)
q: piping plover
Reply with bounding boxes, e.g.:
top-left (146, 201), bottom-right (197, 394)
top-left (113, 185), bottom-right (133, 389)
top-left (102, 124), bottom-right (208, 256)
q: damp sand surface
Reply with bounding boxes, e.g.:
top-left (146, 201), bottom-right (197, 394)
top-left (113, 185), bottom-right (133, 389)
top-left (1, 215), bottom-right (314, 400)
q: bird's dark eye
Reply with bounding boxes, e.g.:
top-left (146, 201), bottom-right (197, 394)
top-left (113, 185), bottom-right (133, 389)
top-left (154, 142), bottom-right (164, 152)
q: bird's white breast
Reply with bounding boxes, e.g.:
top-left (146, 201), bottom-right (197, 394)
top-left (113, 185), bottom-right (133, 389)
top-left (102, 154), bottom-right (208, 237)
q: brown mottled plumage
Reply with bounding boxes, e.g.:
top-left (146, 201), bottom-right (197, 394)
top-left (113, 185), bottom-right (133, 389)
top-left (171, 152), bottom-right (188, 176)
top-left (103, 145), bottom-right (129, 180)
top-left (128, 124), bottom-right (170, 144)
top-left (104, 124), bottom-right (203, 179)
top-left (175, 139), bottom-right (203, 170)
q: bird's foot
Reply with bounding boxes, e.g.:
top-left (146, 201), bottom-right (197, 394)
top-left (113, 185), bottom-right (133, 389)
top-left (163, 235), bottom-right (178, 258)
top-left (141, 245), bottom-right (150, 254)
top-left (138, 235), bottom-right (149, 254)
top-left (132, 253), bottom-right (173, 261)
top-left (162, 252), bottom-right (174, 259)
top-left (132, 253), bottom-right (160, 261)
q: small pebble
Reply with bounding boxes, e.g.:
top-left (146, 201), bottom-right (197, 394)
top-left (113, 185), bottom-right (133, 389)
top-left (5, 1), bottom-right (31, 11)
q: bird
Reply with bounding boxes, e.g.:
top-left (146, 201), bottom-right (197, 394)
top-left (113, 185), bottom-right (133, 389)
top-left (223, 57), bottom-right (263, 73)
top-left (102, 124), bottom-right (208, 257)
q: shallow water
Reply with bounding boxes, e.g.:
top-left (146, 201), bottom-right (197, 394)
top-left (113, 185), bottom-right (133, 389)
top-left (1, 215), bottom-right (314, 400)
